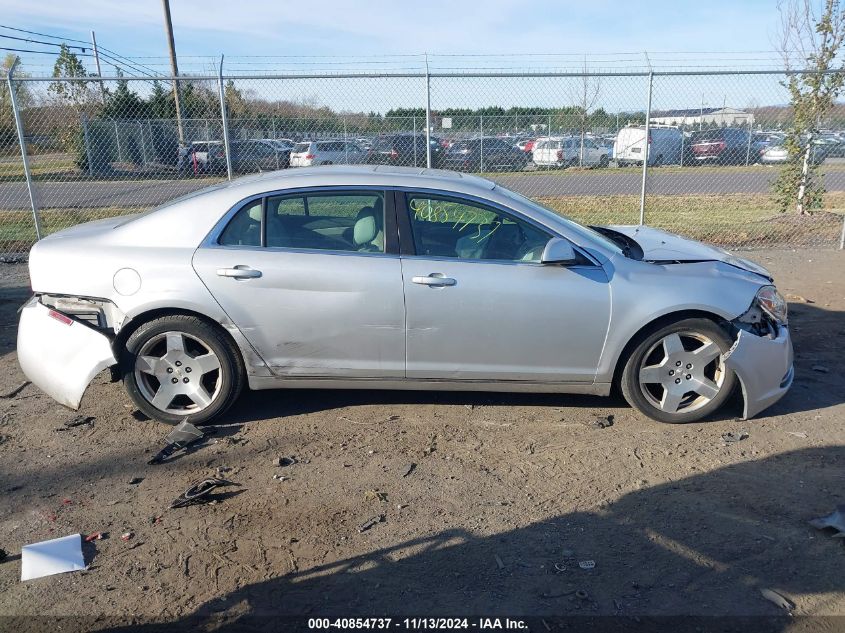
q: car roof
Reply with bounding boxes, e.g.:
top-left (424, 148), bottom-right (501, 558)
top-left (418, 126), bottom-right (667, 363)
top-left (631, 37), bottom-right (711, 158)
top-left (215, 165), bottom-right (496, 196)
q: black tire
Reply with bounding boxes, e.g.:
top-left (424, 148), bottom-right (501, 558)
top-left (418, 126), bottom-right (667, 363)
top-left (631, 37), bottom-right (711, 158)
top-left (599, 155), bottom-right (610, 168)
top-left (620, 318), bottom-right (737, 424)
top-left (121, 315), bottom-right (245, 425)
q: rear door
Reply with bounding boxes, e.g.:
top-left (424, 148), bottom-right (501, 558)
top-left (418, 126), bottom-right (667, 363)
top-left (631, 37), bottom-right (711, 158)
top-left (193, 189), bottom-right (405, 378)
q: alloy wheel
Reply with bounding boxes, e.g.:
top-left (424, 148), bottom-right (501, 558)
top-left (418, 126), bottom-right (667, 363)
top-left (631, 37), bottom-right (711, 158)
top-left (637, 331), bottom-right (725, 414)
top-left (134, 331), bottom-right (222, 414)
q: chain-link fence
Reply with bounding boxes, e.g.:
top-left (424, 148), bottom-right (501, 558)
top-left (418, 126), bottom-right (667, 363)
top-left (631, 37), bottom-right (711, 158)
top-left (2, 68), bottom-right (845, 258)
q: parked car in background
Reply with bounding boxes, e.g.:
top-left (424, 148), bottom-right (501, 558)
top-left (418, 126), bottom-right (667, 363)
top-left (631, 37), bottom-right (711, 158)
top-left (190, 140), bottom-right (290, 174)
top-left (189, 141), bottom-right (225, 173)
top-left (18, 165), bottom-right (792, 426)
top-left (516, 138), bottom-right (536, 154)
top-left (533, 136), bottom-right (610, 168)
top-left (441, 137), bottom-right (529, 172)
top-left (366, 134), bottom-right (444, 167)
top-left (689, 128), bottom-right (751, 165)
top-left (232, 139), bottom-right (291, 171)
top-left (289, 140), bottom-right (367, 167)
top-left (614, 126), bottom-right (683, 166)
top-left (759, 138), bottom-right (827, 165)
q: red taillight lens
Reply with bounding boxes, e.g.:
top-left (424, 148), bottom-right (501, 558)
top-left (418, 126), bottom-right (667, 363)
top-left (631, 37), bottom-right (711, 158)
top-left (556, 149), bottom-right (563, 160)
top-left (305, 154), bottom-right (315, 159)
top-left (717, 141), bottom-right (726, 151)
top-left (389, 149), bottom-right (399, 159)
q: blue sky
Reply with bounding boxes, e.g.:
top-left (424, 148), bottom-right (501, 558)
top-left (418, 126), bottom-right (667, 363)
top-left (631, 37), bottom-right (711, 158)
top-left (2, 0), bottom-right (784, 64)
top-left (1, 0), bottom-right (793, 113)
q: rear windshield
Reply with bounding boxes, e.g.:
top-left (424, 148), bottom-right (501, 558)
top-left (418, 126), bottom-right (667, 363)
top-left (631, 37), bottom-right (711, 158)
top-left (372, 137), bottom-right (395, 150)
top-left (690, 130), bottom-right (724, 142)
top-left (293, 142), bottom-right (311, 153)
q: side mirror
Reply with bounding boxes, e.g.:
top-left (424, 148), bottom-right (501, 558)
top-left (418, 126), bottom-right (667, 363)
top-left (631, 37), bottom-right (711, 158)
top-left (541, 238), bottom-right (579, 265)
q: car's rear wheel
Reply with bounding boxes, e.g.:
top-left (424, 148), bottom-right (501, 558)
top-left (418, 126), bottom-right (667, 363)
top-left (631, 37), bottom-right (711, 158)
top-left (121, 315), bottom-right (244, 425)
top-left (599, 155), bottom-right (609, 168)
top-left (620, 318), bottom-right (736, 424)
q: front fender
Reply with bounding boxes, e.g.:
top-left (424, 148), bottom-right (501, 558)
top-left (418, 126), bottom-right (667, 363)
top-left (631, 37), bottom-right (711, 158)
top-left (17, 298), bottom-right (117, 409)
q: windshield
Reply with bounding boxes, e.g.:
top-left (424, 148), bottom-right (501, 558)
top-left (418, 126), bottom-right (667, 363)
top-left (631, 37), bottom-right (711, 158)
top-left (493, 186), bottom-right (623, 255)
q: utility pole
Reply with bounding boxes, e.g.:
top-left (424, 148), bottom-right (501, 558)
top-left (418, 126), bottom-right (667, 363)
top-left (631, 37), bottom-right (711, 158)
top-left (161, 0), bottom-right (185, 144)
top-left (90, 31), bottom-right (106, 104)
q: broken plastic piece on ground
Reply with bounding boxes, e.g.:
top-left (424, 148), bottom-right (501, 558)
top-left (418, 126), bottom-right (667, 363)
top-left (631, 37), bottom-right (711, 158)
top-left (358, 514), bottom-right (385, 533)
top-left (590, 415), bottom-right (614, 429)
top-left (170, 477), bottom-right (237, 509)
top-left (578, 560), bottom-right (596, 569)
top-left (808, 505), bottom-right (845, 535)
top-left (148, 419), bottom-right (206, 465)
top-left (760, 587), bottom-right (795, 612)
top-left (83, 532), bottom-right (105, 543)
top-left (120, 532), bottom-right (133, 541)
top-left (364, 489), bottom-right (388, 503)
top-left (63, 415), bottom-right (94, 428)
top-left (721, 430), bottom-right (749, 443)
top-left (21, 534), bottom-right (86, 581)
top-left (0, 381), bottom-right (30, 399)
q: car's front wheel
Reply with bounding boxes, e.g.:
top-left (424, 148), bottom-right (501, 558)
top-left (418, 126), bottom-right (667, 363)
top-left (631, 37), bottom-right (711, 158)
top-left (620, 318), bottom-right (736, 424)
top-left (121, 315), bottom-right (244, 425)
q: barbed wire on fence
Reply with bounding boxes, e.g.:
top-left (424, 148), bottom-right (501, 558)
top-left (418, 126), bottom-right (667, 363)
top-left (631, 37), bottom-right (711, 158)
top-left (2, 67), bottom-right (845, 258)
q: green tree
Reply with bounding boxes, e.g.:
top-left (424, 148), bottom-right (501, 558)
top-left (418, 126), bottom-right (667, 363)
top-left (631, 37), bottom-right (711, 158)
top-left (49, 44), bottom-right (94, 112)
top-left (224, 80), bottom-right (248, 118)
top-left (101, 70), bottom-right (145, 119)
top-left (147, 81), bottom-right (174, 119)
top-left (773, 0), bottom-right (845, 214)
top-left (1, 54), bottom-right (32, 148)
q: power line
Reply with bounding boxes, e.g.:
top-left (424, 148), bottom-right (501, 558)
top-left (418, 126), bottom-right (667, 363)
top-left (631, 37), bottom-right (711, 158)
top-left (0, 33), bottom-right (89, 51)
top-left (0, 46), bottom-right (91, 56)
top-left (0, 24), bottom-right (90, 46)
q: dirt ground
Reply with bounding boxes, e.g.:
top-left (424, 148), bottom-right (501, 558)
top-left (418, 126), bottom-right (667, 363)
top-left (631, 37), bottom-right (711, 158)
top-left (0, 250), bottom-right (843, 630)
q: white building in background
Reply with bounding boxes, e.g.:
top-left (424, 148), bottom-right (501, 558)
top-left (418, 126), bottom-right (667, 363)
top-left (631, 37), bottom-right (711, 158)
top-left (649, 107), bottom-right (754, 127)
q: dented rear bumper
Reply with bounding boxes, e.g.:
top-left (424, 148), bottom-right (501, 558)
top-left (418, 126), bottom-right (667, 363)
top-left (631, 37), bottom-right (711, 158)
top-left (17, 297), bottom-right (118, 409)
top-left (724, 325), bottom-right (794, 419)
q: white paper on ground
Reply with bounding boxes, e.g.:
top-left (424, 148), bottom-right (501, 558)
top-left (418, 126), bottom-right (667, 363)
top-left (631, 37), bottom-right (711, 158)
top-left (21, 533), bottom-right (86, 581)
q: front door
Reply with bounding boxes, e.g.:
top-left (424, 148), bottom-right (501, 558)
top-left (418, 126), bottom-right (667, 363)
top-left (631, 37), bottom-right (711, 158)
top-left (399, 192), bottom-right (611, 383)
top-left (193, 189), bottom-right (405, 378)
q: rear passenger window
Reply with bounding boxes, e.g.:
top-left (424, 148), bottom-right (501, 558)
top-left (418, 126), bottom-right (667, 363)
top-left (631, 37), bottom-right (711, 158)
top-left (219, 200), bottom-right (262, 247)
top-left (265, 191), bottom-right (385, 252)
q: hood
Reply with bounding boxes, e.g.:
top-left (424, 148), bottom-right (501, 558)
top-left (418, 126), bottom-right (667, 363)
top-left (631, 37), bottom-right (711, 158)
top-left (606, 225), bottom-right (772, 280)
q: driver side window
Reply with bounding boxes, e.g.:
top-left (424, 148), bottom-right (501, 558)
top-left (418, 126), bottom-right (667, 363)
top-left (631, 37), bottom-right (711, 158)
top-left (406, 194), bottom-right (550, 262)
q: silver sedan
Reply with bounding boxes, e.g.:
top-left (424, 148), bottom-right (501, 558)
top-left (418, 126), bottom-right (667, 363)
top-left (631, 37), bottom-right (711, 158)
top-left (18, 166), bottom-right (793, 425)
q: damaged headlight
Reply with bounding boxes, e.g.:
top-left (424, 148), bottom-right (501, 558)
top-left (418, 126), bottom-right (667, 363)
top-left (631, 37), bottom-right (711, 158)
top-left (755, 285), bottom-right (788, 324)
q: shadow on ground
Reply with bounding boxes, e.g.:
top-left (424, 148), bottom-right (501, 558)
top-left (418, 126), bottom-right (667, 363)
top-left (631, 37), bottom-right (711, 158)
top-left (83, 446), bottom-right (843, 631)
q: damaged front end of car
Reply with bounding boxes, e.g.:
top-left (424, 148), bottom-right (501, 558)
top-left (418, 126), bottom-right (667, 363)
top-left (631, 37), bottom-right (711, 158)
top-left (724, 285), bottom-right (794, 419)
top-left (17, 295), bottom-right (122, 410)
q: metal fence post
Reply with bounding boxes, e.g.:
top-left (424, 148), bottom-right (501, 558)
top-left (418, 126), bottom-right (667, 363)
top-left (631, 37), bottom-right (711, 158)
top-left (6, 59), bottom-right (42, 240)
top-left (217, 56), bottom-right (234, 181)
top-left (839, 214), bottom-right (845, 250)
top-left (745, 123), bottom-right (753, 165)
top-left (413, 115), bottom-right (418, 166)
top-left (639, 72), bottom-right (653, 226)
top-left (479, 114), bottom-right (484, 172)
top-left (424, 54), bottom-right (432, 169)
top-left (343, 115), bottom-right (349, 164)
top-left (114, 121), bottom-right (122, 163)
top-left (81, 114), bottom-right (93, 177)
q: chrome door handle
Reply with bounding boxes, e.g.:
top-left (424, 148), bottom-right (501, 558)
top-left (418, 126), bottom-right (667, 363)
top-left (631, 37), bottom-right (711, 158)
top-left (217, 266), bottom-right (262, 279)
top-left (412, 274), bottom-right (456, 287)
